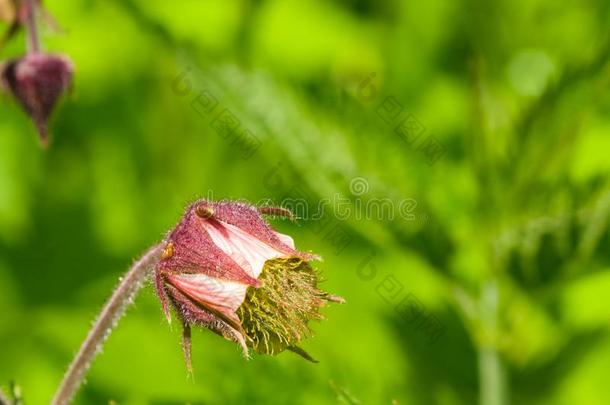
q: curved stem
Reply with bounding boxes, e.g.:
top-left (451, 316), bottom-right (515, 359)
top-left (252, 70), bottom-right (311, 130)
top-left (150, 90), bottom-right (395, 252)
top-left (24, 0), bottom-right (40, 53)
top-left (50, 244), bottom-right (163, 405)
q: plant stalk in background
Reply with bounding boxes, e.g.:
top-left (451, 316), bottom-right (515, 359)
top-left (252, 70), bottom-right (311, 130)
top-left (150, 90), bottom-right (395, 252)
top-left (478, 280), bottom-right (507, 405)
top-left (0, 387), bottom-right (10, 405)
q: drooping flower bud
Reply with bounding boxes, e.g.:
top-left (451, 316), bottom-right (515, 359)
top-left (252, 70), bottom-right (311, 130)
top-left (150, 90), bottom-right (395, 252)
top-left (1, 52), bottom-right (73, 145)
top-left (155, 200), bottom-right (344, 370)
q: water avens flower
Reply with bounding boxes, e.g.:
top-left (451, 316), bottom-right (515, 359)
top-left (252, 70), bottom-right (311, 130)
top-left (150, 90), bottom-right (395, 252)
top-left (1, 52), bottom-right (73, 145)
top-left (50, 199), bottom-right (344, 405)
top-left (156, 199), bottom-right (343, 369)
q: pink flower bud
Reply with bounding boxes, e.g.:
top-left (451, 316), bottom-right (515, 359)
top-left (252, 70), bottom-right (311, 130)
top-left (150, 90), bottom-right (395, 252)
top-left (155, 200), bottom-right (343, 370)
top-left (1, 52), bottom-right (73, 145)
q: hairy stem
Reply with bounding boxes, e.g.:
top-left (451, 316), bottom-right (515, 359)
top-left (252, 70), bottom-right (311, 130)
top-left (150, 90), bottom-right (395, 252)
top-left (24, 0), bottom-right (40, 53)
top-left (50, 244), bottom-right (163, 405)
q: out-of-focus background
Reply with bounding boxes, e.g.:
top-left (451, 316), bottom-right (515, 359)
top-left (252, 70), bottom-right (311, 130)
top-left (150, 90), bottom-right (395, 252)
top-left (1, 0), bottom-right (610, 404)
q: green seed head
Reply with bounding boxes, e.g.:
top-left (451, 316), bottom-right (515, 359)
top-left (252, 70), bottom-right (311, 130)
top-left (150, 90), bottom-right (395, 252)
top-left (237, 257), bottom-right (337, 356)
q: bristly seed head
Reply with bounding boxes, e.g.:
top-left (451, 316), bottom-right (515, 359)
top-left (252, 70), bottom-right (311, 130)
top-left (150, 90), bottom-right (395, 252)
top-left (237, 257), bottom-right (332, 356)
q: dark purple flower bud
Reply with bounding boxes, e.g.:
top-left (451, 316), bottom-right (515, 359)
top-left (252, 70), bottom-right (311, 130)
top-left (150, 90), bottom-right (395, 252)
top-left (1, 52), bottom-right (73, 145)
top-left (155, 199), bottom-right (344, 371)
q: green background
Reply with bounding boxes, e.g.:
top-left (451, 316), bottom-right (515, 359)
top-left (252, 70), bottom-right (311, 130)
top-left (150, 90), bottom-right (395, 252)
top-left (1, 0), bottom-right (610, 404)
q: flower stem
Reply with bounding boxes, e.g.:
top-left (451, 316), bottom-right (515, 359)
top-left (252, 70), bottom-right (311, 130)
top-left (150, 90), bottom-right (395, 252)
top-left (50, 244), bottom-right (163, 405)
top-left (24, 0), bottom-right (41, 53)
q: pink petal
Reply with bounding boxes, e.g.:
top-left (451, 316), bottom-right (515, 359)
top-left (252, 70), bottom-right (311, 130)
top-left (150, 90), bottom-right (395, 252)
top-left (201, 219), bottom-right (288, 278)
top-left (168, 273), bottom-right (248, 314)
top-left (274, 231), bottom-right (295, 249)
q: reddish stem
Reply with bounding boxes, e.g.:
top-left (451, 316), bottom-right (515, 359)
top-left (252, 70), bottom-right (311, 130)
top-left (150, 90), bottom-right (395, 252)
top-left (50, 244), bottom-right (163, 405)
top-left (24, 0), bottom-right (40, 53)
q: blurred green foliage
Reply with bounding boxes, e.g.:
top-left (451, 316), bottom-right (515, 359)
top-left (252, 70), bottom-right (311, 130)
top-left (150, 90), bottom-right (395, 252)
top-left (1, 0), bottom-right (610, 404)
